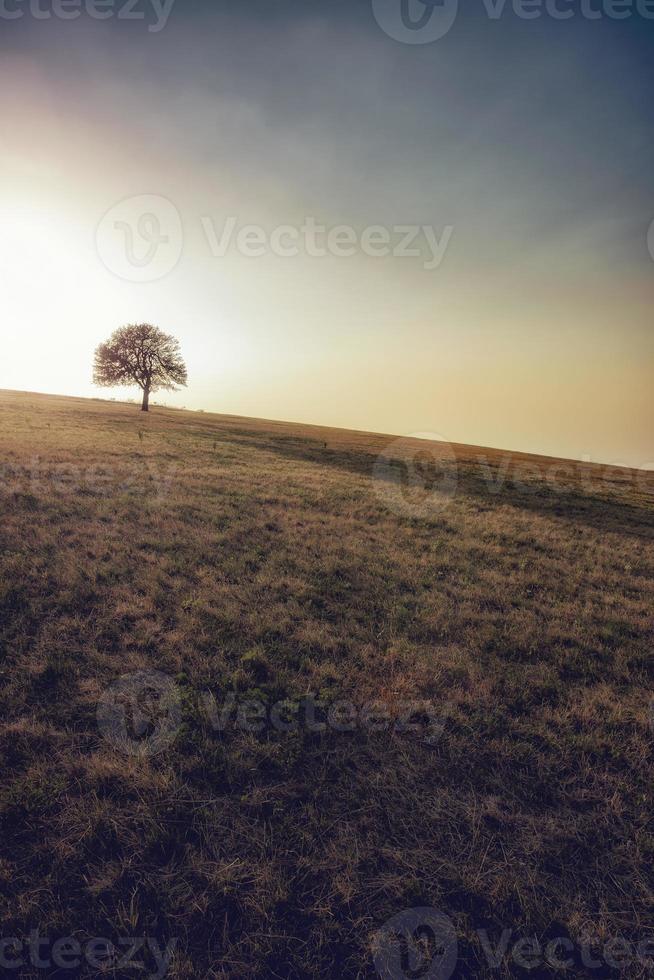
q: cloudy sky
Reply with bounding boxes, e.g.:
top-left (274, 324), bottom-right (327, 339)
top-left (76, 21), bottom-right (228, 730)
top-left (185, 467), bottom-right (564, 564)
top-left (1, 0), bottom-right (652, 465)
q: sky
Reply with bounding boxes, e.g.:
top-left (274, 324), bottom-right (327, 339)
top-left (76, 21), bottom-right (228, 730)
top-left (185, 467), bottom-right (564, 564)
top-left (1, 0), bottom-right (653, 466)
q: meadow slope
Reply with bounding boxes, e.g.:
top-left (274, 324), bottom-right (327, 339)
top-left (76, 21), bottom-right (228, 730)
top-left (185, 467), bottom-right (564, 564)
top-left (1, 390), bottom-right (653, 978)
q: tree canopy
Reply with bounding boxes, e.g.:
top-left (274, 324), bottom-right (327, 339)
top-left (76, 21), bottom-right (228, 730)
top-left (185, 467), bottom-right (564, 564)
top-left (93, 323), bottom-right (188, 412)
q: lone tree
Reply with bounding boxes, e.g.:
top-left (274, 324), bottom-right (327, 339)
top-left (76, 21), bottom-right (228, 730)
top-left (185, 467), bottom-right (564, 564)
top-left (93, 323), bottom-right (188, 412)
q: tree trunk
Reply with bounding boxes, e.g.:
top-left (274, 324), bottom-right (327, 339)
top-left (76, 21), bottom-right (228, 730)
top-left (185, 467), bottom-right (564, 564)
top-left (141, 388), bottom-right (150, 412)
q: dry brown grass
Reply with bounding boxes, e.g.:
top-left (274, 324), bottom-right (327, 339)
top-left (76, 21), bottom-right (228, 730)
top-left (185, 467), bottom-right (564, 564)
top-left (0, 389), bottom-right (652, 978)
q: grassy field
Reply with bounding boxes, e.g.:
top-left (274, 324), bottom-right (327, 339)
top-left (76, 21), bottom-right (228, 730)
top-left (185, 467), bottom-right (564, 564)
top-left (1, 388), bottom-right (652, 978)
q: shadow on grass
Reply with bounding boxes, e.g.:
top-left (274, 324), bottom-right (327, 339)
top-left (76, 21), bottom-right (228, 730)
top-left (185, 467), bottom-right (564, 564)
top-left (216, 430), bottom-right (654, 540)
